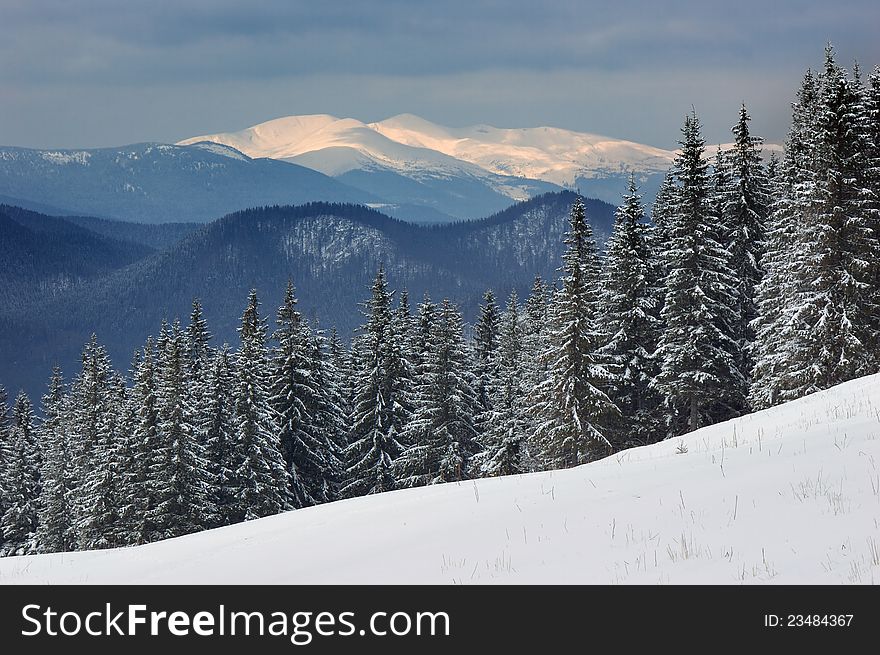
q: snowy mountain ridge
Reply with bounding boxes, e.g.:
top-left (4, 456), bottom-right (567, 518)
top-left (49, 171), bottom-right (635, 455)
top-left (179, 113), bottom-right (678, 190)
top-left (2, 372), bottom-right (877, 584)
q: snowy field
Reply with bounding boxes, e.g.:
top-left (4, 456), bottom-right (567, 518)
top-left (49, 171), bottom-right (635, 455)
top-left (2, 374), bottom-right (879, 585)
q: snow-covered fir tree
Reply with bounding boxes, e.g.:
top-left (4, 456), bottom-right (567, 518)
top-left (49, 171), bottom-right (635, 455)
top-left (146, 320), bottom-right (209, 540)
top-left (476, 292), bottom-right (528, 476)
top-left (473, 289), bottom-right (501, 424)
top-left (654, 112), bottom-right (743, 434)
top-left (750, 70), bottom-right (820, 409)
top-left (599, 176), bottom-right (663, 447)
top-left (271, 281), bottom-right (336, 507)
top-left (777, 49), bottom-right (880, 398)
top-left (519, 276), bottom-right (550, 470)
top-left (35, 367), bottom-right (76, 553)
top-left (231, 291), bottom-right (290, 521)
top-left (76, 371), bottom-right (129, 550)
top-left (69, 335), bottom-right (120, 548)
top-left (724, 104), bottom-right (771, 388)
top-left (127, 337), bottom-right (161, 543)
top-left (303, 326), bottom-right (346, 500)
top-left (649, 170), bottom-right (678, 281)
top-left (397, 299), bottom-right (480, 486)
top-left (0, 386), bottom-right (10, 553)
top-left (342, 268), bottom-right (409, 497)
top-left (866, 67), bottom-right (880, 320)
top-left (0, 392), bottom-right (41, 555)
top-left (202, 345), bottom-right (237, 527)
top-left (185, 299), bottom-right (213, 440)
top-left (532, 197), bottom-right (616, 467)
top-left (328, 327), bottom-right (355, 438)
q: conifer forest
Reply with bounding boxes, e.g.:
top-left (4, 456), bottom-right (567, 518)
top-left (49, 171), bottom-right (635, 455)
top-left (1, 47), bottom-right (879, 558)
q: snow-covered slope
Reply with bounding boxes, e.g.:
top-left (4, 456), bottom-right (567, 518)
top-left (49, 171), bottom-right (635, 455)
top-left (180, 113), bottom-right (676, 188)
top-left (2, 374), bottom-right (879, 585)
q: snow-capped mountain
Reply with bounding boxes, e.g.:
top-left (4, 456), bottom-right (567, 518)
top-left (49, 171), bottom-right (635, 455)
top-left (181, 113), bottom-right (676, 186)
top-left (179, 114), bottom-right (680, 211)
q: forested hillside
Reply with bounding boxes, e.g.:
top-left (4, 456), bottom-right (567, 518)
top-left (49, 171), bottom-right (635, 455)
top-left (0, 192), bottom-right (614, 401)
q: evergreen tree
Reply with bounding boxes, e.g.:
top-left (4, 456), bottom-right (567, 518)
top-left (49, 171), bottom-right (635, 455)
top-left (147, 320), bottom-right (209, 540)
top-left (781, 48), bottom-right (880, 396)
top-left (766, 151), bottom-right (781, 184)
top-left (35, 367), bottom-right (76, 553)
top-left (397, 299), bottom-right (480, 486)
top-left (865, 67), bottom-right (880, 335)
top-left (76, 371), bottom-right (128, 550)
top-left (128, 337), bottom-right (162, 543)
top-left (69, 335), bottom-right (119, 547)
top-left (650, 171), bottom-right (678, 276)
top-left (477, 292), bottom-right (528, 476)
top-left (532, 197), bottom-right (616, 467)
top-left (271, 281), bottom-right (336, 507)
top-left (342, 268), bottom-right (409, 497)
top-left (519, 277), bottom-right (550, 470)
top-left (725, 104), bottom-right (771, 387)
top-left (1, 393), bottom-right (40, 555)
top-left (327, 328), bottom-right (354, 445)
top-left (0, 386), bottom-right (10, 553)
top-left (750, 70), bottom-right (820, 409)
top-left (231, 291), bottom-right (290, 521)
top-left (600, 176), bottom-right (663, 447)
top-left (304, 327), bottom-right (346, 501)
top-left (185, 299), bottom-right (213, 438)
top-left (473, 290), bottom-right (501, 422)
top-left (202, 345), bottom-right (237, 527)
top-left (654, 112), bottom-right (743, 433)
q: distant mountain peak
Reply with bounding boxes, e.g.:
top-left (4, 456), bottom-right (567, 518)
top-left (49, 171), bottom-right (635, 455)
top-left (179, 113), bottom-right (678, 190)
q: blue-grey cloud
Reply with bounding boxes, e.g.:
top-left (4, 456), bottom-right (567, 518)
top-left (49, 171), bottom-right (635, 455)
top-left (1, 0), bottom-right (878, 149)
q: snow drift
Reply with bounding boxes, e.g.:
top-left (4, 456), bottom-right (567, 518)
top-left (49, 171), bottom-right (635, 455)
top-left (2, 374), bottom-right (879, 585)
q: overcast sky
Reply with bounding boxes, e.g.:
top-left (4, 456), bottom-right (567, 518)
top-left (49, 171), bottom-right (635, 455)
top-left (1, 0), bottom-right (878, 150)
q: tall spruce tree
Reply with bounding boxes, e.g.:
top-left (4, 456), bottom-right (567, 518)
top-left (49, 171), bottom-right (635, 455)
top-left (473, 290), bottom-right (502, 423)
top-left (654, 112), bottom-right (743, 433)
top-left (271, 281), bottom-right (336, 507)
top-left (70, 335), bottom-right (119, 548)
top-left (303, 327), bottom-right (346, 501)
top-left (866, 67), bottom-right (880, 342)
top-left (0, 386), bottom-right (10, 553)
top-left (725, 104), bottom-right (771, 388)
top-left (76, 371), bottom-right (128, 550)
top-left (35, 367), bottom-right (76, 553)
top-left (1, 393), bottom-right (40, 555)
top-left (397, 299), bottom-right (479, 486)
top-left (342, 268), bottom-right (409, 497)
top-left (127, 337), bottom-right (162, 543)
top-left (147, 320), bottom-right (209, 540)
top-left (520, 277), bottom-right (550, 470)
top-left (750, 70), bottom-right (821, 409)
top-left (532, 197), bottom-right (616, 467)
top-left (477, 292), bottom-right (528, 476)
top-left (185, 299), bottom-right (213, 436)
top-left (232, 291), bottom-right (290, 521)
top-left (202, 345), bottom-right (237, 527)
top-left (600, 176), bottom-right (662, 447)
top-left (781, 49), bottom-right (880, 397)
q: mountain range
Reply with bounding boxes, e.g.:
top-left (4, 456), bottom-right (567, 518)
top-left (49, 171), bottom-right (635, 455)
top-left (0, 192), bottom-right (615, 402)
top-left (0, 142), bottom-right (373, 223)
top-left (1, 114), bottom-right (782, 226)
top-left (181, 113), bottom-right (679, 214)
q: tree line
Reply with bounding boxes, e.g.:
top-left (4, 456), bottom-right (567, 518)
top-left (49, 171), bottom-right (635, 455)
top-left (0, 46), bottom-right (878, 556)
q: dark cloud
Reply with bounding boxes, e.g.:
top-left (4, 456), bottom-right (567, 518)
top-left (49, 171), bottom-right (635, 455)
top-left (1, 0), bottom-right (878, 148)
